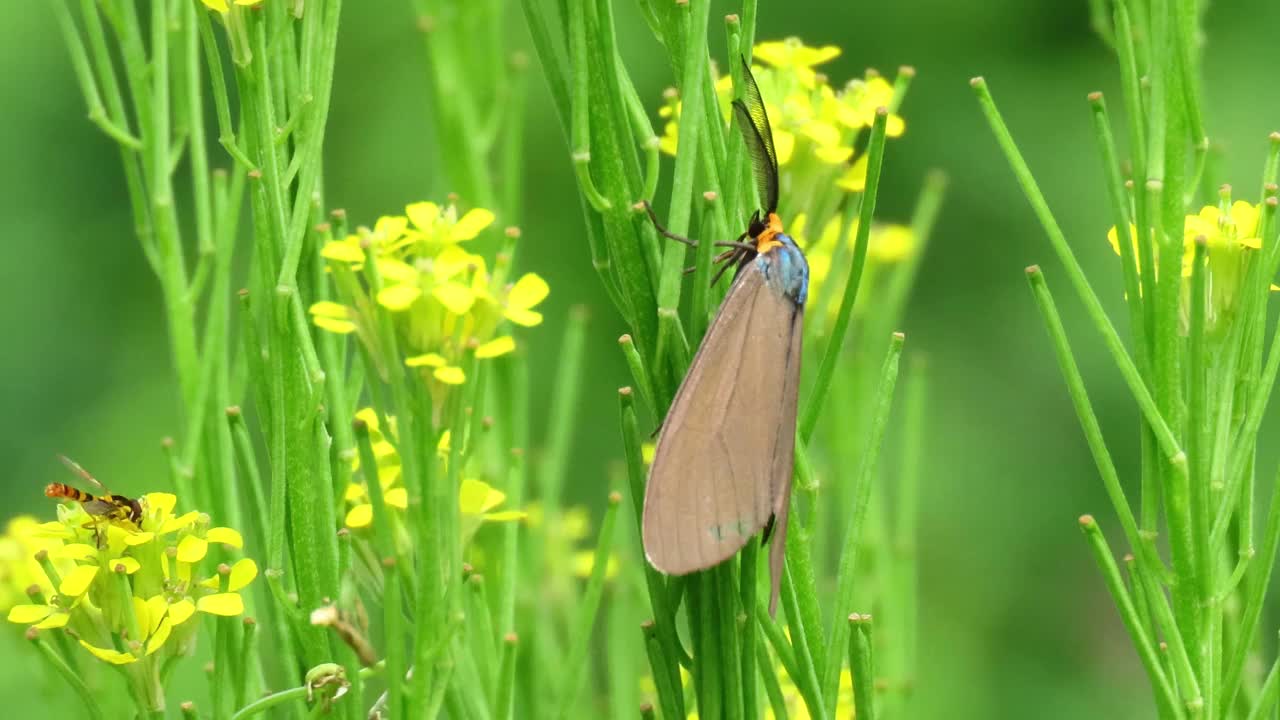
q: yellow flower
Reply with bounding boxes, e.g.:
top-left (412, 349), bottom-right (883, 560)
top-left (315, 200), bottom-right (547, 404)
top-left (342, 408), bottom-right (525, 550)
top-left (199, 0), bottom-right (262, 13)
top-left (502, 273), bottom-right (550, 326)
top-left (754, 37), bottom-right (841, 89)
top-left (15, 476), bottom-right (257, 690)
top-left (0, 516), bottom-right (62, 610)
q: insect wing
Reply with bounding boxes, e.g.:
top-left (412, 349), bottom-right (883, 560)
top-left (642, 262), bottom-right (803, 601)
top-left (732, 57), bottom-right (780, 214)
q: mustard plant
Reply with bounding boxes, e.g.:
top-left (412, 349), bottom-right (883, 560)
top-left (977, 1), bottom-right (1280, 717)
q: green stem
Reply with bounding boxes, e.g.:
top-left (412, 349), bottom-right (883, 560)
top-left (1078, 516), bottom-right (1184, 717)
top-left (971, 77), bottom-right (1185, 465)
top-left (28, 631), bottom-right (106, 720)
top-left (555, 492), bottom-right (623, 719)
top-left (799, 108), bottom-right (890, 441)
top-left (847, 615), bottom-right (876, 720)
top-left (823, 333), bottom-right (903, 714)
top-left (230, 662), bottom-right (385, 720)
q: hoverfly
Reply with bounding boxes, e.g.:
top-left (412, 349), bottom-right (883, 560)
top-left (46, 456), bottom-right (144, 543)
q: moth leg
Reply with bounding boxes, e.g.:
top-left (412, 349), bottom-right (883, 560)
top-left (639, 201), bottom-right (698, 247)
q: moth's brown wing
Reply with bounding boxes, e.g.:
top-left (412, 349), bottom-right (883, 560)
top-left (766, 305), bottom-right (802, 615)
top-left (643, 265), bottom-right (803, 578)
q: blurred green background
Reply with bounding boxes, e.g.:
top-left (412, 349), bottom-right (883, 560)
top-left (5, 1), bottom-right (1280, 717)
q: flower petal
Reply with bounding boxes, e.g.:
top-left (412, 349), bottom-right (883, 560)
top-left (375, 258), bottom-right (419, 284)
top-left (176, 535), bottom-right (209, 563)
top-left (145, 617), bottom-right (172, 655)
top-left (309, 301), bottom-right (350, 319)
top-left (207, 527), bottom-right (244, 548)
top-left (405, 353), bottom-right (448, 368)
top-left (51, 543), bottom-right (98, 561)
top-left (314, 317), bottom-right (357, 334)
top-left (79, 640), bottom-right (136, 665)
top-left (503, 308), bottom-right (543, 327)
top-left (321, 240), bottom-right (364, 263)
top-left (161, 510), bottom-right (200, 534)
top-left (345, 505), bottom-right (373, 529)
top-left (432, 282), bottom-right (477, 315)
top-left (169, 599), bottom-right (197, 625)
top-left (8, 605), bottom-right (53, 625)
top-left (460, 479), bottom-right (506, 516)
top-left (507, 274), bottom-right (549, 310)
top-left (228, 558), bottom-right (259, 592)
top-left (377, 285), bottom-right (422, 312)
top-left (384, 488), bottom-right (409, 509)
top-left (450, 209), bottom-right (496, 241)
top-left (122, 531), bottom-right (156, 547)
top-left (406, 201), bottom-right (440, 231)
top-left (35, 611), bottom-right (70, 630)
top-left (433, 366), bottom-right (466, 385)
top-left (475, 336), bottom-right (516, 359)
top-left (60, 565), bottom-right (100, 597)
top-left (198, 593), bottom-right (245, 617)
top-left (110, 557), bottom-right (141, 574)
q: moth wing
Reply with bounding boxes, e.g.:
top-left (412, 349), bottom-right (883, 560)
top-left (643, 265), bottom-right (803, 577)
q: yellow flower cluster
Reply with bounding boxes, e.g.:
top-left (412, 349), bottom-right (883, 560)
top-left (312, 201), bottom-right (548, 389)
top-left (7, 490), bottom-right (256, 670)
top-left (660, 37), bottom-right (906, 195)
top-left (1107, 199), bottom-right (1275, 329)
top-left (342, 408), bottom-right (524, 548)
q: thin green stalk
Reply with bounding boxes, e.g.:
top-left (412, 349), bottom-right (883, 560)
top-left (799, 108), bottom-right (890, 441)
top-left (1079, 516), bottom-right (1183, 717)
top-left (823, 333), bottom-right (903, 714)
top-left (971, 77), bottom-right (1185, 466)
top-left (493, 633), bottom-right (519, 720)
top-left (536, 307), bottom-right (588, 509)
top-left (555, 492), bottom-right (623, 719)
top-left (618, 387), bottom-right (685, 713)
top-left (1245, 638), bottom-right (1280, 720)
top-left (778, 563), bottom-right (827, 720)
top-left (1218, 459), bottom-right (1280, 715)
top-left (848, 615), bottom-right (876, 720)
top-left (894, 358), bottom-right (927, 712)
top-left (354, 420), bottom-right (405, 719)
top-left (28, 630), bottom-right (106, 720)
top-left (1025, 267), bottom-right (1155, 574)
top-left (643, 621), bottom-right (684, 720)
top-left (567, 0), bottom-right (611, 211)
top-left (230, 662), bottom-right (385, 720)
top-left (1089, 92), bottom-right (1148, 364)
top-left (655, 0), bottom-right (710, 331)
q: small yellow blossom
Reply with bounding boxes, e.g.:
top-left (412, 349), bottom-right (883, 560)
top-left (661, 37), bottom-right (907, 202)
top-left (199, 0), bottom-right (261, 13)
top-left (11, 475), bottom-right (258, 692)
top-left (342, 408), bottom-right (525, 551)
top-left (314, 200), bottom-right (549, 405)
top-left (1107, 199), bottom-right (1274, 328)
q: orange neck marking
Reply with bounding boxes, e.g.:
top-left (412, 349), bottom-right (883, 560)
top-left (754, 213), bottom-right (785, 254)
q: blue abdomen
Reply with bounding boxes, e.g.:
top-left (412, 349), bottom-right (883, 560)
top-left (756, 233), bottom-right (809, 306)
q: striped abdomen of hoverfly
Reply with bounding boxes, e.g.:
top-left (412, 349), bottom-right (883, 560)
top-left (643, 220), bottom-right (807, 615)
top-left (45, 483), bottom-right (144, 525)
